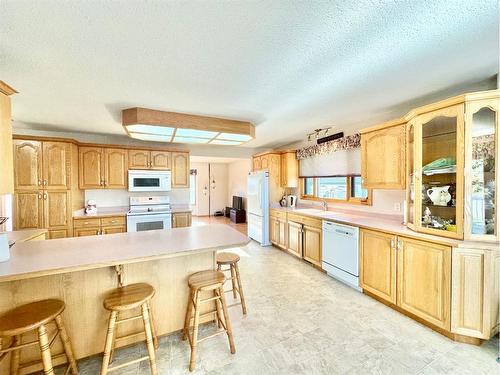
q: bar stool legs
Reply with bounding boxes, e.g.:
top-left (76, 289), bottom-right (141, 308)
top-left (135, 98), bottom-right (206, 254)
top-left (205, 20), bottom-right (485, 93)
top-left (55, 315), bottom-right (78, 374)
top-left (217, 252), bottom-right (247, 315)
top-left (38, 324), bottom-right (54, 375)
top-left (141, 303), bottom-right (158, 374)
top-left (183, 270), bottom-right (236, 372)
top-left (101, 311), bottom-right (117, 375)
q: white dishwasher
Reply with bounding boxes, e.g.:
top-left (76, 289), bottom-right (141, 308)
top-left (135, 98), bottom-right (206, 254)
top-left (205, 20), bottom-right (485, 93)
top-left (322, 221), bottom-right (361, 291)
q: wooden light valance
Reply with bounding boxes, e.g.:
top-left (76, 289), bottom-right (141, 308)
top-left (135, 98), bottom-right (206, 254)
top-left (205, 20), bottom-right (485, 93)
top-left (122, 107), bottom-right (255, 146)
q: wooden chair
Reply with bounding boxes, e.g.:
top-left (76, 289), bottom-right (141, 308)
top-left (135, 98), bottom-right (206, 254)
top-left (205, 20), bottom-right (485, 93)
top-left (217, 252), bottom-right (247, 315)
top-left (0, 299), bottom-right (78, 375)
top-left (182, 270), bottom-right (235, 372)
top-left (100, 283), bottom-right (159, 375)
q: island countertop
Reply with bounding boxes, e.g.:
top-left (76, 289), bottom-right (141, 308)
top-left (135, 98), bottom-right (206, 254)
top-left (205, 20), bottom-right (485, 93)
top-left (0, 224), bottom-right (249, 282)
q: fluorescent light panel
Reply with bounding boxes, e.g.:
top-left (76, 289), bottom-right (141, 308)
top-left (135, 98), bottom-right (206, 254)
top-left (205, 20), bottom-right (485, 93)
top-left (172, 136), bottom-right (210, 144)
top-left (216, 133), bottom-right (252, 142)
top-left (129, 133), bottom-right (172, 142)
top-left (175, 128), bottom-right (218, 138)
top-left (126, 124), bottom-right (174, 136)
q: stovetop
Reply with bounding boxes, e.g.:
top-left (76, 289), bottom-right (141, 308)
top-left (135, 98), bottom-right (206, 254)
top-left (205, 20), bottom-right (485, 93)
top-left (127, 196), bottom-right (172, 216)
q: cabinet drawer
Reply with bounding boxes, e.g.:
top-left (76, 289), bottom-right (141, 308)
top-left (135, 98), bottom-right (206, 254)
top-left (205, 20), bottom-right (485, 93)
top-left (100, 216), bottom-right (126, 226)
top-left (288, 213), bottom-right (321, 228)
top-left (270, 209), bottom-right (286, 220)
top-left (73, 218), bottom-right (101, 228)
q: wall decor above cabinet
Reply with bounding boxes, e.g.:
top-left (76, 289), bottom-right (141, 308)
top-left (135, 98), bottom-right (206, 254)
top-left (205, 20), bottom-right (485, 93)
top-left (122, 107), bottom-right (255, 145)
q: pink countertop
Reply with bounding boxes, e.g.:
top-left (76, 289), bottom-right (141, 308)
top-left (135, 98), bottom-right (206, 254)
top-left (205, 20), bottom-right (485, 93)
top-left (271, 206), bottom-right (499, 249)
top-left (0, 224), bottom-right (248, 282)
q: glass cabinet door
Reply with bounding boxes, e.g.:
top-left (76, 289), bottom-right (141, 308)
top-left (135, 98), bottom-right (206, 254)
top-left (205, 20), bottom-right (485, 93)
top-left (406, 120), bottom-right (415, 228)
top-left (415, 104), bottom-right (464, 239)
top-left (465, 99), bottom-right (499, 241)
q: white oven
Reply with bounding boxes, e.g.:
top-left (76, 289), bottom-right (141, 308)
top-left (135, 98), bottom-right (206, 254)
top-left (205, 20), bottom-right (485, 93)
top-left (126, 212), bottom-right (172, 232)
top-left (128, 170), bottom-right (171, 192)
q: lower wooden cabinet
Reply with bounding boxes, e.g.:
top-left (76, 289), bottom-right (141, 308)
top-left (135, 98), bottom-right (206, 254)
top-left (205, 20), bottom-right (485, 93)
top-left (303, 224), bottom-right (322, 266)
top-left (172, 212), bottom-right (192, 228)
top-left (73, 216), bottom-right (126, 236)
top-left (270, 216), bottom-right (279, 245)
top-left (360, 229), bottom-right (397, 304)
top-left (360, 228), bottom-right (451, 330)
top-left (286, 221), bottom-right (303, 258)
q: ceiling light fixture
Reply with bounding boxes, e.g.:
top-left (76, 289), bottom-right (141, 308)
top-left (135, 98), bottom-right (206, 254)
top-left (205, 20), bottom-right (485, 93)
top-left (122, 107), bottom-right (255, 146)
top-left (307, 127), bottom-right (334, 142)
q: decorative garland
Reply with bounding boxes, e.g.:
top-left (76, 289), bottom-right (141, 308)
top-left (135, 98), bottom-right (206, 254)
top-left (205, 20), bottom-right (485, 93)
top-left (296, 133), bottom-right (361, 160)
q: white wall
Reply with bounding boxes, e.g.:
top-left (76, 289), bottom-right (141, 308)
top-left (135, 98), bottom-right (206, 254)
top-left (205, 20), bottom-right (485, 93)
top-left (190, 162), bottom-right (210, 216)
top-left (190, 162), bottom-right (228, 216)
top-left (227, 159), bottom-right (251, 210)
top-left (85, 188), bottom-right (190, 207)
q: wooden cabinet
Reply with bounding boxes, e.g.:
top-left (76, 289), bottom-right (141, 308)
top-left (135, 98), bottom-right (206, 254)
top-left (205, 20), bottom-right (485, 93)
top-left (270, 209), bottom-right (287, 249)
top-left (172, 212), bottom-right (192, 228)
top-left (42, 141), bottom-right (71, 190)
top-left (14, 191), bottom-right (44, 230)
top-left (128, 150), bottom-right (171, 170)
top-left (79, 147), bottom-right (127, 189)
top-left (252, 156), bottom-right (261, 171)
top-left (286, 221), bottom-right (303, 258)
top-left (397, 237), bottom-right (451, 330)
top-left (280, 152), bottom-right (298, 188)
top-left (44, 190), bottom-right (71, 229)
top-left (0, 89), bottom-right (14, 196)
top-left (73, 216), bottom-right (126, 236)
top-left (270, 215), bottom-right (279, 245)
top-left (172, 152), bottom-right (189, 188)
top-left (360, 229), bottom-right (397, 304)
top-left (360, 228), bottom-right (451, 330)
top-left (104, 148), bottom-right (128, 189)
top-left (361, 122), bottom-right (406, 189)
top-left (303, 224), bottom-right (321, 266)
top-left (451, 248), bottom-right (499, 339)
top-left (277, 218), bottom-right (287, 249)
top-left (13, 140), bottom-right (43, 190)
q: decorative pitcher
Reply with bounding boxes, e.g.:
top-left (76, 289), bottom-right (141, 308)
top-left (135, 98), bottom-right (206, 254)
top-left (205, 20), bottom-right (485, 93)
top-left (427, 186), bottom-right (451, 206)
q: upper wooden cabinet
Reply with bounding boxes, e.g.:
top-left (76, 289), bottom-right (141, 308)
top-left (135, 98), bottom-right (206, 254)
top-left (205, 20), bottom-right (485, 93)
top-left (0, 82), bottom-right (15, 196)
top-left (361, 121), bottom-right (406, 189)
top-left (280, 152), bottom-right (298, 188)
top-left (79, 146), bottom-right (127, 189)
top-left (128, 150), bottom-right (171, 170)
top-left (42, 141), bottom-right (71, 190)
top-left (171, 152), bottom-right (189, 188)
top-left (13, 140), bottom-right (43, 190)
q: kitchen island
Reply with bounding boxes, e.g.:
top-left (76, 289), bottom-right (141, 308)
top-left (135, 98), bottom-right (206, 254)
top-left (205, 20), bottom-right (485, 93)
top-left (0, 224), bottom-right (248, 373)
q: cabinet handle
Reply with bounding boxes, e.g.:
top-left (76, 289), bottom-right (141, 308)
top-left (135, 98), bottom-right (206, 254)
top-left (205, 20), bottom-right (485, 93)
top-left (38, 180), bottom-right (42, 186)
top-left (397, 239), bottom-right (403, 251)
top-left (43, 180), bottom-right (47, 186)
top-left (111, 220), bottom-right (116, 223)
top-left (38, 192), bottom-right (43, 199)
top-left (390, 237), bottom-right (395, 250)
top-left (43, 193), bottom-right (47, 200)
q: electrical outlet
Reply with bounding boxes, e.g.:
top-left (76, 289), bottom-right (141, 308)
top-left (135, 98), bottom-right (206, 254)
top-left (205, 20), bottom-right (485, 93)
top-left (394, 202), bottom-right (401, 212)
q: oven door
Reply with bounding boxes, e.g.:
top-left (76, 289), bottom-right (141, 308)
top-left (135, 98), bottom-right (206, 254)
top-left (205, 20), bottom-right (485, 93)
top-left (128, 170), bottom-right (171, 192)
top-left (126, 213), bottom-right (172, 232)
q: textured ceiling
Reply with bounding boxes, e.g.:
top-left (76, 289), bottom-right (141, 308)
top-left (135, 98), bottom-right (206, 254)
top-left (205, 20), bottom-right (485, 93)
top-left (1, 0), bottom-right (498, 149)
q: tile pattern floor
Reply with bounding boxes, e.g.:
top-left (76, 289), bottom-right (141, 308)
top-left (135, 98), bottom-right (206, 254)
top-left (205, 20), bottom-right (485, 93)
top-left (70, 241), bottom-right (498, 374)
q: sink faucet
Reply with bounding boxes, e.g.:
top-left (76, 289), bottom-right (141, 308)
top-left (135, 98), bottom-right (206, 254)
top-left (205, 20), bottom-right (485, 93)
top-left (321, 200), bottom-right (328, 211)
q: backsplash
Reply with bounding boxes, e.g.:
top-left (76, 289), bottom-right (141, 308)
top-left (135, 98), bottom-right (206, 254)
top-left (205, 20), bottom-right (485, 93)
top-left (84, 189), bottom-right (190, 207)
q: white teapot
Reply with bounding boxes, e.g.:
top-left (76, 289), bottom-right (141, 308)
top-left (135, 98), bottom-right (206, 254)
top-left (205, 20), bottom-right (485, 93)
top-left (427, 186), bottom-right (451, 206)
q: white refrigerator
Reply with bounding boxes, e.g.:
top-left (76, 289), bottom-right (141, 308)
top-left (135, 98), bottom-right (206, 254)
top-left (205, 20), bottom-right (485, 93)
top-left (247, 171), bottom-right (271, 246)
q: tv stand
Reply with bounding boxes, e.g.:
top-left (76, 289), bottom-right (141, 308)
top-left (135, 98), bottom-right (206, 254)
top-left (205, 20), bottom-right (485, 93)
top-left (230, 208), bottom-right (246, 224)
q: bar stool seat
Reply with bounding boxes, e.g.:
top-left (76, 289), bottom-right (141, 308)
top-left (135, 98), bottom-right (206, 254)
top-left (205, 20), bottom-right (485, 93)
top-left (216, 252), bottom-right (247, 315)
top-left (101, 283), bottom-right (158, 375)
top-left (0, 299), bottom-right (78, 375)
top-left (0, 299), bottom-right (65, 337)
top-left (188, 270), bottom-right (226, 290)
top-left (104, 283), bottom-right (155, 311)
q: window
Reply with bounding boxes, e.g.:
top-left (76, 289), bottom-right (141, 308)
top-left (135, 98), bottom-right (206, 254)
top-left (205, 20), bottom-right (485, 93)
top-left (189, 170), bottom-right (197, 205)
top-left (300, 175), bottom-right (371, 205)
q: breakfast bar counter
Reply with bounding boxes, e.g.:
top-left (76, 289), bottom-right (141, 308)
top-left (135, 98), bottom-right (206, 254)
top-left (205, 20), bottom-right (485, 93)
top-left (0, 224), bottom-right (249, 373)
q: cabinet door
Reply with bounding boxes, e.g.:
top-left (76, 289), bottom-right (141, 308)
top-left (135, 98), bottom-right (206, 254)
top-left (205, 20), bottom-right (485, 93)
top-left (42, 141), bottom-right (71, 190)
top-left (286, 221), bottom-right (302, 258)
top-left (44, 190), bottom-right (71, 229)
top-left (172, 212), bottom-right (191, 228)
top-left (252, 156), bottom-right (261, 171)
top-left (13, 140), bottom-right (42, 190)
top-left (360, 229), bottom-right (397, 304)
top-left (172, 152), bottom-right (189, 188)
top-left (104, 148), bottom-right (128, 189)
top-left (260, 154), bottom-right (269, 169)
top-left (128, 150), bottom-right (150, 169)
top-left (280, 152), bottom-right (298, 188)
top-left (74, 227), bottom-right (100, 237)
top-left (14, 191), bottom-right (44, 229)
top-left (48, 229), bottom-right (69, 239)
top-left (303, 224), bottom-right (321, 266)
top-left (397, 237), bottom-right (451, 330)
top-left (79, 147), bottom-right (104, 189)
top-left (270, 216), bottom-right (279, 244)
top-left (151, 151), bottom-right (171, 170)
top-left (278, 219), bottom-right (287, 249)
top-left (361, 124), bottom-right (405, 189)
top-left (101, 225), bottom-right (126, 235)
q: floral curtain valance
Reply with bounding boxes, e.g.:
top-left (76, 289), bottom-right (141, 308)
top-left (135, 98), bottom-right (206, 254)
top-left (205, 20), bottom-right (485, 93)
top-left (296, 133), bottom-right (361, 160)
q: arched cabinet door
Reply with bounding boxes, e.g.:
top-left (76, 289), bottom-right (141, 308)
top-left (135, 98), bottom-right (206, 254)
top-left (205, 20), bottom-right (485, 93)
top-left (13, 140), bottom-right (42, 190)
top-left (464, 97), bottom-right (499, 241)
top-left (172, 152), bottom-right (189, 188)
top-left (79, 146), bottom-right (104, 189)
top-left (43, 141), bottom-right (71, 190)
top-left (104, 148), bottom-right (128, 189)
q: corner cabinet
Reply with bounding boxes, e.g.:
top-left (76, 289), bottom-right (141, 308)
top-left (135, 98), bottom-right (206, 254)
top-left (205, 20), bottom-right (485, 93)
top-left (361, 121), bottom-right (406, 189)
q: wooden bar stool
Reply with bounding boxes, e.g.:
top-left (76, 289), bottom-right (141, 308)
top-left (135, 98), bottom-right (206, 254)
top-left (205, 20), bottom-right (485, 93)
top-left (0, 299), bottom-right (78, 375)
top-left (101, 283), bottom-right (159, 375)
top-left (217, 252), bottom-right (247, 315)
top-left (182, 270), bottom-right (235, 372)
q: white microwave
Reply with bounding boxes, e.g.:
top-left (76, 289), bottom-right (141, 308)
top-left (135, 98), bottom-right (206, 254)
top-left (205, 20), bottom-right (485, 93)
top-left (128, 170), bottom-right (171, 192)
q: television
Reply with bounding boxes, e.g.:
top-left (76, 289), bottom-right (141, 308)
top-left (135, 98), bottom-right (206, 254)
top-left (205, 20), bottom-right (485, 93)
top-left (232, 196), bottom-right (243, 210)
